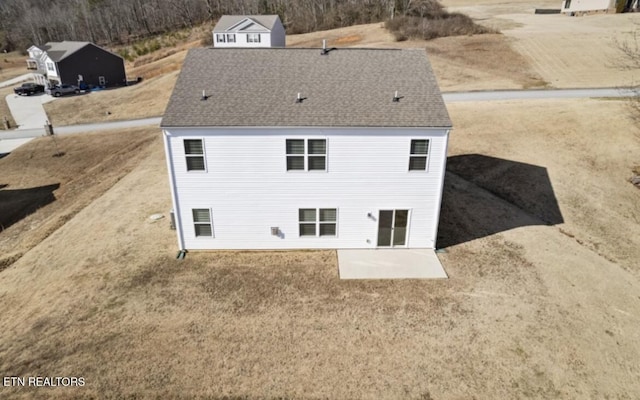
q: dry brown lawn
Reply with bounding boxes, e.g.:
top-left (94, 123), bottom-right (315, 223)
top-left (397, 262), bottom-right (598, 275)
top-left (2, 2), bottom-right (640, 398)
top-left (0, 51), bottom-right (30, 83)
top-left (1, 98), bottom-right (639, 399)
top-left (0, 127), bottom-right (159, 271)
top-left (0, 86), bottom-right (17, 130)
top-left (42, 72), bottom-right (178, 126)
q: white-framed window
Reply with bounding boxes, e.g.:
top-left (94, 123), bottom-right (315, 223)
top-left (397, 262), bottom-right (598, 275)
top-left (409, 139), bottom-right (430, 171)
top-left (286, 139), bottom-right (326, 171)
top-left (247, 33), bottom-right (261, 43)
top-left (226, 34), bottom-right (236, 43)
top-left (216, 34), bottom-right (226, 43)
top-left (46, 62), bottom-right (55, 72)
top-left (184, 139), bottom-right (206, 171)
top-left (299, 208), bottom-right (337, 237)
top-left (192, 208), bottom-right (213, 237)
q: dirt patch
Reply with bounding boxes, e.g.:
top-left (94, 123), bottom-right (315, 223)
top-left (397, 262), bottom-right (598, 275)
top-left (425, 34), bottom-right (548, 90)
top-left (333, 34), bottom-right (363, 45)
top-left (287, 22), bottom-right (395, 48)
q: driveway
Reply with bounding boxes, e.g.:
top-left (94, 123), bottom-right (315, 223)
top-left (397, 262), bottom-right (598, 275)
top-left (5, 92), bottom-right (56, 130)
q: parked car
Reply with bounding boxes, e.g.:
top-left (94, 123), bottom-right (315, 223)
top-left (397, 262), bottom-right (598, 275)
top-left (13, 83), bottom-right (45, 96)
top-left (46, 84), bottom-right (80, 97)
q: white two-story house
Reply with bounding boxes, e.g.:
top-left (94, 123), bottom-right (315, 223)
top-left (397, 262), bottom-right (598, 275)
top-left (161, 48), bottom-right (452, 251)
top-left (212, 15), bottom-right (285, 48)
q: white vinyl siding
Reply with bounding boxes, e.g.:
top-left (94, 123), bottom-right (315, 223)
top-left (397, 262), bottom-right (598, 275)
top-left (44, 56), bottom-right (58, 78)
top-left (561, 0), bottom-right (614, 12)
top-left (212, 18), bottom-right (285, 48)
top-left (165, 127), bottom-right (449, 250)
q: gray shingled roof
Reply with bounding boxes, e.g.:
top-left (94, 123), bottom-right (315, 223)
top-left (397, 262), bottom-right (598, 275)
top-left (42, 41), bottom-right (91, 62)
top-left (213, 15), bottom-right (281, 32)
top-left (161, 48), bottom-right (452, 128)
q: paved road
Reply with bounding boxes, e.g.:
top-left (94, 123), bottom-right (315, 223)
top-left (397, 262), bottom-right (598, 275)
top-left (0, 87), bottom-right (635, 154)
top-left (441, 87), bottom-right (636, 102)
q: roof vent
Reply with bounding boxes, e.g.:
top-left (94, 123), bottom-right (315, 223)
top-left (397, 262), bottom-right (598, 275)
top-left (392, 90), bottom-right (403, 103)
top-left (296, 92), bottom-right (306, 103)
top-left (321, 39), bottom-right (336, 55)
top-left (201, 89), bottom-right (208, 101)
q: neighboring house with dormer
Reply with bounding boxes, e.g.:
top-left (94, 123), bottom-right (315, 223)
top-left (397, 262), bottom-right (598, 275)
top-left (161, 48), bottom-right (452, 251)
top-left (212, 15), bottom-right (285, 48)
top-left (25, 41), bottom-right (126, 88)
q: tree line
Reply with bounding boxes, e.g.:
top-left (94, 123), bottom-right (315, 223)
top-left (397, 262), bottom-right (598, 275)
top-left (0, 0), bottom-right (449, 51)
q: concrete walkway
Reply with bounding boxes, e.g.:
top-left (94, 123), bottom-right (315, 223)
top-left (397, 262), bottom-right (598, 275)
top-left (337, 249), bottom-right (448, 280)
top-left (5, 93), bottom-right (56, 130)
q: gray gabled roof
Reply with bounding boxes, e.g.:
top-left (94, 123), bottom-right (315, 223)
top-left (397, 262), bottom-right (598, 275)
top-left (213, 15), bottom-right (282, 32)
top-left (42, 41), bottom-right (91, 62)
top-left (161, 48), bottom-right (452, 128)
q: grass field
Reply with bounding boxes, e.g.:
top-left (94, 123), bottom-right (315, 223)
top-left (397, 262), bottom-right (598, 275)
top-left (1, 1), bottom-right (640, 399)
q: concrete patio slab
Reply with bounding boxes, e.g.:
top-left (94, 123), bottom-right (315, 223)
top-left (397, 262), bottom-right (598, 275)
top-left (337, 249), bottom-right (448, 280)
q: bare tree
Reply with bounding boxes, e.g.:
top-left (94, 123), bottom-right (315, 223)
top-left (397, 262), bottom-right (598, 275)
top-left (617, 29), bottom-right (640, 124)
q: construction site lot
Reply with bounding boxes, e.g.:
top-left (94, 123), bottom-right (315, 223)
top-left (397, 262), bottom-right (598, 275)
top-left (1, 96), bottom-right (639, 399)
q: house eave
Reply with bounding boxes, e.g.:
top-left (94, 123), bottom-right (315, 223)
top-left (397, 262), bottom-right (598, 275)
top-left (161, 125), bottom-right (453, 131)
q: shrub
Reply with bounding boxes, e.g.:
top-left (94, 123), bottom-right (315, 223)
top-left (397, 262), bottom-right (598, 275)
top-left (385, 9), bottom-right (496, 42)
top-left (117, 48), bottom-right (134, 62)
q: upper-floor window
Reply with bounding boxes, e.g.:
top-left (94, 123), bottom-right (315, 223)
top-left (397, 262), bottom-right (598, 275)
top-left (184, 139), bottom-right (205, 171)
top-left (286, 139), bottom-right (326, 171)
top-left (192, 208), bottom-right (213, 237)
top-left (299, 208), bottom-right (337, 237)
top-left (46, 62), bottom-right (55, 72)
top-left (226, 34), bottom-right (236, 43)
top-left (409, 139), bottom-right (430, 171)
top-left (247, 33), bottom-right (261, 43)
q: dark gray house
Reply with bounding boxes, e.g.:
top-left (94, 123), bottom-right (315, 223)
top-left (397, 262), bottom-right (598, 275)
top-left (26, 41), bottom-right (126, 88)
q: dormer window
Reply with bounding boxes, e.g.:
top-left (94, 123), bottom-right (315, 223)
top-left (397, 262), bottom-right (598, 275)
top-left (247, 33), bottom-right (261, 43)
top-left (226, 34), bottom-right (236, 43)
top-left (215, 34), bottom-right (226, 43)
